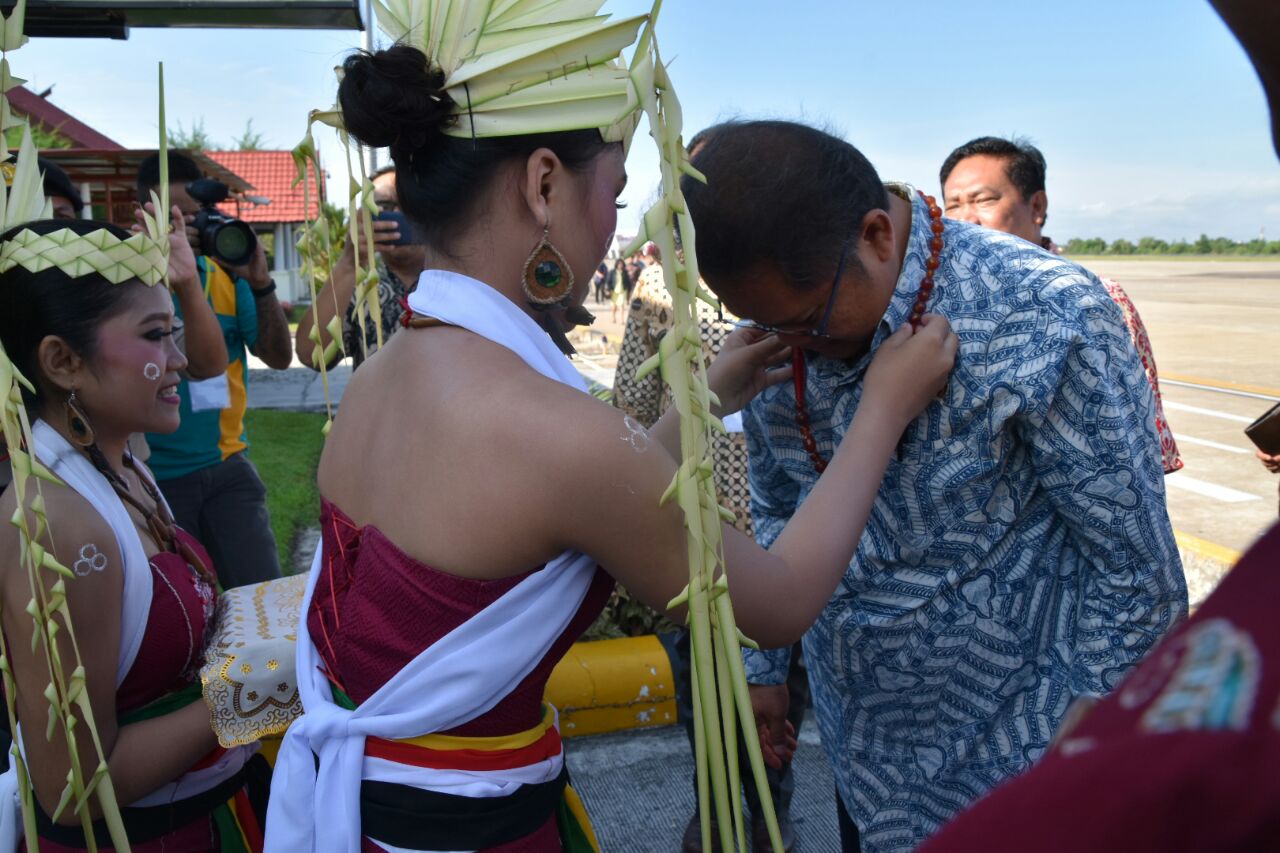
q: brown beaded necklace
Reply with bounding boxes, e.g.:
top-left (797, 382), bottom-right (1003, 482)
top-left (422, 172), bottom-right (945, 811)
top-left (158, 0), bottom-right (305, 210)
top-left (102, 453), bottom-right (218, 587)
top-left (792, 190), bottom-right (944, 474)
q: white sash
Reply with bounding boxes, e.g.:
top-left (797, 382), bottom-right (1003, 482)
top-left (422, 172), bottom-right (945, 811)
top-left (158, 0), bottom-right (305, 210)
top-left (264, 270), bottom-right (598, 853)
top-left (33, 421), bottom-right (154, 680)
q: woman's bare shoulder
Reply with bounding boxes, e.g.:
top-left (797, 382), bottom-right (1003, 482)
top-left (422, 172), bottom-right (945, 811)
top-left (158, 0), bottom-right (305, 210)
top-left (0, 477), bottom-right (121, 601)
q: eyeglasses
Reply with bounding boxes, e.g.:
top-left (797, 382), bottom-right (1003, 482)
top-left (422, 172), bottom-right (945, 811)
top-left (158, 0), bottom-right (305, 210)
top-left (747, 238), bottom-right (852, 340)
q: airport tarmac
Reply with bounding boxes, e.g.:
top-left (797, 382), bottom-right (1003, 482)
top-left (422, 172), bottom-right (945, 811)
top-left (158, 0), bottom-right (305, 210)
top-left (1080, 259), bottom-right (1280, 566)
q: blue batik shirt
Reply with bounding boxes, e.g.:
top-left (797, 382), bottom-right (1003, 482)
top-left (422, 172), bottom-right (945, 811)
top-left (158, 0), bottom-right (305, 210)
top-left (742, 188), bottom-right (1187, 852)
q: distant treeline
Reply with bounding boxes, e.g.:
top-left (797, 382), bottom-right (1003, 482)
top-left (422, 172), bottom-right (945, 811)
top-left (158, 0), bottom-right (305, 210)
top-left (1063, 235), bottom-right (1280, 256)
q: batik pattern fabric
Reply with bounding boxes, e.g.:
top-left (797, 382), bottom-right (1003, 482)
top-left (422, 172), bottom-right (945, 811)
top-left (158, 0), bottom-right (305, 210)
top-left (741, 189), bottom-right (1188, 852)
top-left (341, 260), bottom-right (411, 369)
top-left (614, 264), bottom-right (753, 535)
top-left (916, 522), bottom-right (1280, 853)
top-left (1098, 277), bottom-right (1182, 474)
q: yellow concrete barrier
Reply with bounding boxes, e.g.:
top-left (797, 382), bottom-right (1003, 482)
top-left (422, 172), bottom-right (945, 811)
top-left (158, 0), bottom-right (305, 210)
top-left (545, 635), bottom-right (676, 738)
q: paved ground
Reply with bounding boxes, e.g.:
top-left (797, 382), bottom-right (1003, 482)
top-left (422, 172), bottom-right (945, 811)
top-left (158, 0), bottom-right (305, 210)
top-left (565, 710), bottom-right (839, 853)
top-left (1078, 260), bottom-right (1280, 565)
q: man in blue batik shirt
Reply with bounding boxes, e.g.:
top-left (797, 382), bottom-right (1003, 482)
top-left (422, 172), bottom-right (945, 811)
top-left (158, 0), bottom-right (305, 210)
top-left (682, 121), bottom-right (1187, 853)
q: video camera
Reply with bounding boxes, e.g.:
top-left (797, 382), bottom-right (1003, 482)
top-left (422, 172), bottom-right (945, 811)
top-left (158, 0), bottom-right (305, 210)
top-left (185, 178), bottom-right (257, 267)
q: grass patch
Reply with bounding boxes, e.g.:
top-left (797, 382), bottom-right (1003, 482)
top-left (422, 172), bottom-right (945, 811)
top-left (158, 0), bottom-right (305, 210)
top-left (285, 302), bottom-right (312, 324)
top-left (244, 409), bottom-right (326, 572)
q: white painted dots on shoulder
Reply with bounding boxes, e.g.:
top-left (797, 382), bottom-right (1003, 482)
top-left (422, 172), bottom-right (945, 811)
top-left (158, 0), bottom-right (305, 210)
top-left (621, 415), bottom-right (651, 454)
top-left (73, 544), bottom-right (108, 577)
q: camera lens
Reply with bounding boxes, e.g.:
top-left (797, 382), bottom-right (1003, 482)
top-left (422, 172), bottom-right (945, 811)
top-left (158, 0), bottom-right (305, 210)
top-left (213, 221), bottom-right (256, 267)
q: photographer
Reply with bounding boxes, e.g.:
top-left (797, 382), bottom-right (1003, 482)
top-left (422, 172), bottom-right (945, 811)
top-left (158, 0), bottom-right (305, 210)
top-left (295, 166), bottom-right (426, 370)
top-left (135, 151), bottom-right (292, 588)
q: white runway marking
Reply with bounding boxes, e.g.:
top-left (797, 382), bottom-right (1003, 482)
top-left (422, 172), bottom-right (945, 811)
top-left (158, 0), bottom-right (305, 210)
top-left (1165, 474), bottom-right (1261, 503)
top-left (1171, 433), bottom-right (1250, 455)
top-left (1164, 401), bottom-right (1255, 424)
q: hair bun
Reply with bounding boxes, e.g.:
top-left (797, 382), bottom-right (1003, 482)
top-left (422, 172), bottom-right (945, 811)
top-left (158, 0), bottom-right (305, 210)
top-left (338, 45), bottom-right (453, 154)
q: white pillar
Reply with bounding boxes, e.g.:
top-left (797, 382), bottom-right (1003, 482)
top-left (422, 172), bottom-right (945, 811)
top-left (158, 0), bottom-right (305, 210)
top-left (273, 223), bottom-right (287, 271)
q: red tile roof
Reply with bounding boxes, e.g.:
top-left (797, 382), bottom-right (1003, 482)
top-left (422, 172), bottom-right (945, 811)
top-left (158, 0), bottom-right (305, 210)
top-left (8, 86), bottom-right (123, 149)
top-left (204, 150), bottom-right (325, 224)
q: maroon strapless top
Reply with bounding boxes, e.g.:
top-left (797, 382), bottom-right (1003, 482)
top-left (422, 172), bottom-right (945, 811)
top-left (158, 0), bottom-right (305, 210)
top-left (116, 529), bottom-right (218, 714)
top-left (20, 530), bottom-right (223, 853)
top-left (308, 499), bottom-right (614, 737)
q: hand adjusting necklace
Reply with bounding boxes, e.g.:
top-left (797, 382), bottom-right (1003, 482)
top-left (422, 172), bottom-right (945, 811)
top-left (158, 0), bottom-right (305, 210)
top-left (792, 190), bottom-right (944, 474)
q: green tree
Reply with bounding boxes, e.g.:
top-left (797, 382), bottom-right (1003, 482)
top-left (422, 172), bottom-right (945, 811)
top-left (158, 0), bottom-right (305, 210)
top-left (1194, 234), bottom-right (1213, 254)
top-left (168, 118), bottom-right (215, 150)
top-left (1109, 238), bottom-right (1136, 255)
top-left (1065, 237), bottom-right (1107, 255)
top-left (1136, 236), bottom-right (1168, 254)
top-left (233, 119), bottom-right (266, 151)
top-left (5, 120), bottom-right (72, 149)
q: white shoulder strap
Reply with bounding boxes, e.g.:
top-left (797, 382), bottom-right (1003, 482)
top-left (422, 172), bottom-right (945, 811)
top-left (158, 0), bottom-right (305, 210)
top-left (32, 421), bottom-right (153, 684)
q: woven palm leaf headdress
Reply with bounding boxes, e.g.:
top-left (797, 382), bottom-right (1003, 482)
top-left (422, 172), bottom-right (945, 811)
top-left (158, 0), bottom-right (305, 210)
top-left (293, 2), bottom-right (788, 850)
top-left (0, 0), bottom-right (176, 842)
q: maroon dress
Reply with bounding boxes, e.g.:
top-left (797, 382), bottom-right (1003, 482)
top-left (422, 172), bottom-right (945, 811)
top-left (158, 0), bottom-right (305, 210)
top-left (30, 530), bottom-right (238, 853)
top-left (307, 499), bottom-right (614, 852)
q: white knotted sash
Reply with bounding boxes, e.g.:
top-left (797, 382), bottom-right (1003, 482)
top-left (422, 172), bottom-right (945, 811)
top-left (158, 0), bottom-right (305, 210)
top-left (264, 271), bottom-right (598, 853)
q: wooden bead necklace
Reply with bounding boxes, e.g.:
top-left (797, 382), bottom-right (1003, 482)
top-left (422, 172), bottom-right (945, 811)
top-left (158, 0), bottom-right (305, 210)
top-left (792, 191), bottom-right (944, 473)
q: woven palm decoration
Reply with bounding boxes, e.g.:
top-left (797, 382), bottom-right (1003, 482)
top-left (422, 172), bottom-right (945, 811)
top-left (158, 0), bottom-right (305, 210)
top-left (0, 2), bottom-right (174, 841)
top-left (292, 2), bottom-right (784, 849)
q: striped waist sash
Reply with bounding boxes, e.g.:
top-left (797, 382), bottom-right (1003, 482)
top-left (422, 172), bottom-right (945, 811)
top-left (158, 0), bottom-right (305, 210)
top-left (333, 690), bottom-right (598, 852)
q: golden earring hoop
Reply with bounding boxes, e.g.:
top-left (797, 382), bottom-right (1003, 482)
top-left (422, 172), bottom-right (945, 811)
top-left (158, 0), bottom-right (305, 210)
top-left (65, 389), bottom-right (95, 447)
top-left (521, 226), bottom-right (574, 308)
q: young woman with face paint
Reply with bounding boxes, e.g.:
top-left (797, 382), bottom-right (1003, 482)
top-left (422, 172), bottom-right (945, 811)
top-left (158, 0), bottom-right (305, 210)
top-left (0, 216), bottom-right (270, 850)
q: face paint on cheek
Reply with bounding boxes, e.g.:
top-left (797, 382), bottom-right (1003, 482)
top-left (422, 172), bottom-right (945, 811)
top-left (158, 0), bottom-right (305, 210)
top-left (144, 363), bottom-right (161, 381)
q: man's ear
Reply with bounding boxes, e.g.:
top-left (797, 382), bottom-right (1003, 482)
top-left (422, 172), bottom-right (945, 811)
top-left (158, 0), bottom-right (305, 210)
top-left (859, 208), bottom-right (897, 263)
top-left (36, 336), bottom-right (86, 395)
top-left (1029, 189), bottom-right (1048, 226)
top-left (520, 147), bottom-right (565, 231)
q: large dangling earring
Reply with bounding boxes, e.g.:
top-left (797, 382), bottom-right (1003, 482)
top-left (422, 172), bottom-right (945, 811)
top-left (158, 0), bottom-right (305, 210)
top-left (65, 389), bottom-right (95, 447)
top-left (521, 226), bottom-right (574, 308)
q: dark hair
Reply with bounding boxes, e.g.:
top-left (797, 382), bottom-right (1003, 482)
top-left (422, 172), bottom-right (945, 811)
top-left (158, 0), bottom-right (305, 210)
top-left (36, 157), bottom-right (84, 213)
top-left (0, 219), bottom-right (144, 410)
top-left (337, 45), bottom-right (612, 249)
top-left (681, 120), bottom-right (889, 291)
top-left (136, 151), bottom-right (203, 202)
top-left (939, 136), bottom-right (1047, 204)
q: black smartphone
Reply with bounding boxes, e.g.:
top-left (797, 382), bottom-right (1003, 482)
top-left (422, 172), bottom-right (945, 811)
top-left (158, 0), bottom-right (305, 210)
top-left (372, 210), bottom-right (414, 247)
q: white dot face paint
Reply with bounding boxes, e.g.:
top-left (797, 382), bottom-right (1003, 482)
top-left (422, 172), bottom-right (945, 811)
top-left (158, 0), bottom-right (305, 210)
top-left (73, 543), bottom-right (108, 577)
top-left (143, 362), bottom-right (162, 381)
top-left (621, 415), bottom-right (651, 454)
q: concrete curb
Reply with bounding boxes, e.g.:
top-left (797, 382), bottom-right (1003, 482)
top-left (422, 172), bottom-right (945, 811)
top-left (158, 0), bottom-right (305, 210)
top-left (546, 635), bottom-right (677, 738)
top-left (1175, 529), bottom-right (1243, 609)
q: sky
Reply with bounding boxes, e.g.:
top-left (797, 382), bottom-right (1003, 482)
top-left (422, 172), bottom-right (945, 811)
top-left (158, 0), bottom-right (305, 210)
top-left (18, 0), bottom-right (1280, 243)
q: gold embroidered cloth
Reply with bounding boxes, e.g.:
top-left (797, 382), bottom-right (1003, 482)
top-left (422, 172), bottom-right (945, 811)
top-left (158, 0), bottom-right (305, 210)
top-left (200, 573), bottom-right (307, 747)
